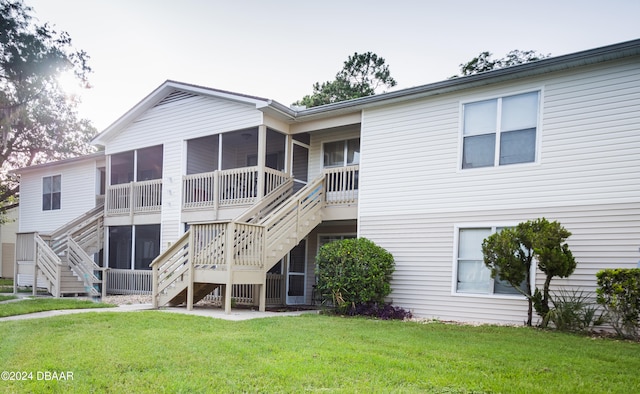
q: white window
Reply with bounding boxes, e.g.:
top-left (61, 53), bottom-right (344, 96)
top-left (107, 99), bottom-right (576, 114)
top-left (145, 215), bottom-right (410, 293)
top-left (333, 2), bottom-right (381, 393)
top-left (455, 227), bottom-right (523, 296)
top-left (462, 91), bottom-right (539, 169)
top-left (42, 175), bottom-right (61, 211)
top-left (323, 138), bottom-right (360, 168)
top-left (318, 234), bottom-right (357, 252)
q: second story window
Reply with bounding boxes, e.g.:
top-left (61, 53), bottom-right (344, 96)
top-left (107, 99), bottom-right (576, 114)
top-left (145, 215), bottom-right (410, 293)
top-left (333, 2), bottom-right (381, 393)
top-left (323, 138), bottom-right (360, 168)
top-left (462, 91), bottom-right (539, 169)
top-left (42, 175), bottom-right (61, 211)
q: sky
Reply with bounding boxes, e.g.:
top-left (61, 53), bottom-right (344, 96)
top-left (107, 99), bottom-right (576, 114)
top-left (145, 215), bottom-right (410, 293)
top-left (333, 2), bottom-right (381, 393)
top-left (26, 0), bottom-right (640, 131)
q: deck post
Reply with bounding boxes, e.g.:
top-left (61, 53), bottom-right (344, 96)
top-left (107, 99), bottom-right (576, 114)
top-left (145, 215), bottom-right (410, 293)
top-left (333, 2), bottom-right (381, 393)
top-left (152, 264), bottom-right (158, 308)
top-left (256, 125), bottom-right (266, 200)
top-left (32, 233), bottom-right (38, 296)
top-left (186, 227), bottom-right (196, 310)
top-left (101, 268), bottom-right (108, 300)
top-left (258, 273), bottom-right (266, 312)
top-left (224, 222), bottom-right (235, 314)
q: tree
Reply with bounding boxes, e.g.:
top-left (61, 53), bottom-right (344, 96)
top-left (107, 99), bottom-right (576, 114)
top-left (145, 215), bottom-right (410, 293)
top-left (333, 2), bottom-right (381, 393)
top-left (315, 237), bottom-right (394, 312)
top-left (0, 0), bottom-right (95, 218)
top-left (482, 218), bottom-right (576, 326)
top-left (453, 49), bottom-right (550, 77)
top-left (295, 52), bottom-right (397, 108)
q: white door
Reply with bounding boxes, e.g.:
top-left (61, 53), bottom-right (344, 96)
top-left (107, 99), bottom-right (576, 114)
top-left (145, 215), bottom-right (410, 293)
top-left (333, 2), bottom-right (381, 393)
top-left (286, 240), bottom-right (307, 305)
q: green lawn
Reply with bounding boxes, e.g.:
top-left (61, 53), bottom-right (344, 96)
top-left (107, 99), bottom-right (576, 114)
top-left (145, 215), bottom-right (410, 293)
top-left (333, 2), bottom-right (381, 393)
top-left (0, 298), bottom-right (113, 318)
top-left (0, 295), bottom-right (17, 302)
top-left (0, 312), bottom-right (638, 393)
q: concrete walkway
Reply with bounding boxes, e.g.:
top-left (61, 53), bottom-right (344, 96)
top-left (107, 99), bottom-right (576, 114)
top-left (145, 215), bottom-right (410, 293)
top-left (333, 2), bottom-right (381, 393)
top-left (0, 302), bottom-right (318, 322)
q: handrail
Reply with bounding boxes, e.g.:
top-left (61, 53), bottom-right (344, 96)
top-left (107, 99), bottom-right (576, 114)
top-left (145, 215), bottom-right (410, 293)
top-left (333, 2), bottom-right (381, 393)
top-left (34, 234), bottom-right (63, 296)
top-left (261, 175), bottom-right (325, 226)
top-left (151, 231), bottom-right (191, 308)
top-left (235, 178), bottom-right (293, 223)
top-left (67, 237), bottom-right (103, 296)
top-left (48, 203), bottom-right (105, 240)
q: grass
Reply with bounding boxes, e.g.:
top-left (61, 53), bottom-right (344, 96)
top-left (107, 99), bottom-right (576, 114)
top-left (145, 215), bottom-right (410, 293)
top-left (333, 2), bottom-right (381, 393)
top-left (0, 278), bottom-right (36, 293)
top-left (0, 295), bottom-right (17, 302)
top-left (0, 313), bottom-right (638, 393)
top-left (0, 298), bottom-right (113, 318)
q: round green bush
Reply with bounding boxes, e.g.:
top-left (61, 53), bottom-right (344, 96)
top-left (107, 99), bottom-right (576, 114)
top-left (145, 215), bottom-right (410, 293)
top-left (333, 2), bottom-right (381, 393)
top-left (315, 237), bottom-right (394, 311)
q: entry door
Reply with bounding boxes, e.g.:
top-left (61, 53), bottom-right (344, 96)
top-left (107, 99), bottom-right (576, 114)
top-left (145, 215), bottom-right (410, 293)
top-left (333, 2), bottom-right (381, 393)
top-left (292, 141), bottom-right (309, 193)
top-left (286, 240), bottom-right (307, 305)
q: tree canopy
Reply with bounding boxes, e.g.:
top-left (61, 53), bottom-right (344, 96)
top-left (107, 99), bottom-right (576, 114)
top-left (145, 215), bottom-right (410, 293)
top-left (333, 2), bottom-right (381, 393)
top-left (453, 49), bottom-right (550, 77)
top-left (482, 218), bottom-right (576, 326)
top-left (0, 0), bottom-right (95, 215)
top-left (294, 52), bottom-right (397, 108)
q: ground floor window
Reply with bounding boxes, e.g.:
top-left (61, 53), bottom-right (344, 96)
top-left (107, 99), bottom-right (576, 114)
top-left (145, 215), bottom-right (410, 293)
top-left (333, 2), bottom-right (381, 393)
top-left (455, 226), bottom-right (523, 296)
top-left (318, 234), bottom-right (356, 251)
top-left (108, 224), bottom-right (160, 270)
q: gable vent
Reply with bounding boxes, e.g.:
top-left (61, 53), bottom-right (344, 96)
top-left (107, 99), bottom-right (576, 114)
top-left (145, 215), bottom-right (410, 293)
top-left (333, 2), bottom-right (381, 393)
top-left (155, 91), bottom-right (196, 107)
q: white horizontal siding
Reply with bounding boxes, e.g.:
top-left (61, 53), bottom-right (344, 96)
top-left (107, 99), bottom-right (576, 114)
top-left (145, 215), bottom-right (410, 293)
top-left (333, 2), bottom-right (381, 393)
top-left (105, 94), bottom-right (263, 155)
top-left (359, 202), bottom-right (640, 325)
top-left (19, 159), bottom-right (100, 234)
top-left (304, 57), bottom-right (640, 324)
top-left (359, 58), bottom-right (640, 217)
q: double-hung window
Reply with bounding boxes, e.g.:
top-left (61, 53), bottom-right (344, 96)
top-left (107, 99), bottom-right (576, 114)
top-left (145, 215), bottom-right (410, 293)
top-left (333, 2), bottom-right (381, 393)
top-left (42, 175), bottom-right (61, 211)
top-left (462, 91), bottom-right (539, 169)
top-left (455, 227), bottom-right (524, 296)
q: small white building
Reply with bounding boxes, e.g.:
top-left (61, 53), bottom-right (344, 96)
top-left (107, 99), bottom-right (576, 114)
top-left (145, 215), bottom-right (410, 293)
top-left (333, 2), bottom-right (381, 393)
top-left (13, 39), bottom-right (640, 324)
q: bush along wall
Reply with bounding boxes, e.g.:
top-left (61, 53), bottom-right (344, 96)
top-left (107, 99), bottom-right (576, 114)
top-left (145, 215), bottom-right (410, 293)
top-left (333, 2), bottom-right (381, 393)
top-left (315, 237), bottom-right (410, 319)
top-left (596, 268), bottom-right (640, 340)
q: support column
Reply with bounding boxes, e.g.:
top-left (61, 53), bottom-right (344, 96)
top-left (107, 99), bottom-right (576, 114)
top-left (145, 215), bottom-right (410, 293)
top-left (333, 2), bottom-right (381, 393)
top-left (256, 125), bottom-right (267, 200)
top-left (186, 227), bottom-right (195, 310)
top-left (259, 273), bottom-right (266, 312)
top-left (32, 233), bottom-right (38, 296)
top-left (224, 222), bottom-right (235, 314)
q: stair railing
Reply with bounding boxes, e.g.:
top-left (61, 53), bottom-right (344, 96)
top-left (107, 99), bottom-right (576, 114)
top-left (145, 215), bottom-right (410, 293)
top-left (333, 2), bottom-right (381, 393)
top-left (151, 231), bottom-right (191, 308)
top-left (67, 237), bottom-right (103, 297)
top-left (33, 234), bottom-right (63, 297)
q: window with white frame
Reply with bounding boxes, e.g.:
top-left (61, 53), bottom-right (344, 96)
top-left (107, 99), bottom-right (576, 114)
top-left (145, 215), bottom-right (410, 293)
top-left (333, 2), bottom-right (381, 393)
top-left (318, 234), bottom-right (357, 252)
top-left (323, 138), bottom-right (360, 168)
top-left (462, 91), bottom-right (539, 169)
top-left (42, 175), bottom-right (61, 211)
top-left (455, 227), bottom-right (523, 295)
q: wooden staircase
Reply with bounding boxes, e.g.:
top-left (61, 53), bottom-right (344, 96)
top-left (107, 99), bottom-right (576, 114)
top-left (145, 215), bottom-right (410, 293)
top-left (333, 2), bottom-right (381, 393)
top-left (31, 204), bottom-right (105, 297)
top-left (152, 175), bottom-right (326, 312)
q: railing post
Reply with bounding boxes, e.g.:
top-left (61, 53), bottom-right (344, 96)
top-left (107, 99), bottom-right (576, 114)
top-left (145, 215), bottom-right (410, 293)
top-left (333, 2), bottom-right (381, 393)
top-left (186, 227), bottom-right (195, 311)
top-left (129, 181), bottom-right (135, 218)
top-left (213, 171), bottom-right (219, 217)
top-left (55, 264), bottom-right (61, 298)
top-left (258, 272), bottom-right (266, 312)
top-left (152, 264), bottom-right (158, 308)
top-left (102, 268), bottom-right (109, 299)
top-left (32, 233), bottom-right (38, 296)
top-left (224, 222), bottom-right (235, 314)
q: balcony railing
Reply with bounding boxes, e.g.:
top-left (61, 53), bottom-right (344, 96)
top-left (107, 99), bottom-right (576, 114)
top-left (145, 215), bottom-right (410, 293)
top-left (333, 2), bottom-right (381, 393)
top-left (324, 164), bottom-right (359, 205)
top-left (183, 167), bottom-right (290, 210)
top-left (106, 179), bottom-right (162, 216)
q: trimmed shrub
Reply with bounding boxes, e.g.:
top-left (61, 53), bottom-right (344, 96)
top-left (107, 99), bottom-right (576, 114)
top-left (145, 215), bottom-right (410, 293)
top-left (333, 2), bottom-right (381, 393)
top-left (315, 237), bottom-right (394, 313)
top-left (596, 268), bottom-right (640, 340)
